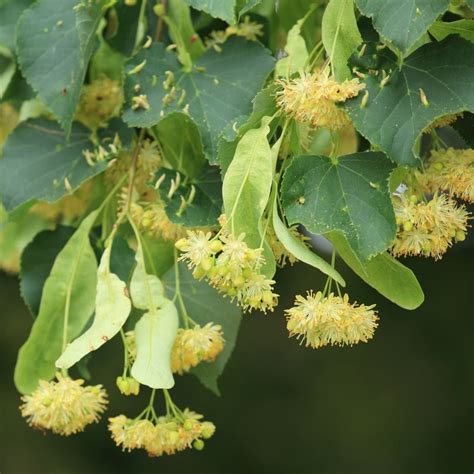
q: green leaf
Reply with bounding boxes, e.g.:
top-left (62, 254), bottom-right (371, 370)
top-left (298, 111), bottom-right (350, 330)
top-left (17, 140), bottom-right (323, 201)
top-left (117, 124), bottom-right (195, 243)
top-left (16, 0), bottom-right (106, 134)
top-left (322, 0), bottom-right (362, 80)
top-left (281, 152), bottom-right (396, 261)
top-left (0, 0), bottom-right (32, 52)
top-left (109, 235), bottom-right (135, 284)
top-left (346, 37), bottom-right (474, 167)
top-left (131, 300), bottom-right (179, 389)
top-left (327, 231), bottom-right (424, 309)
top-left (272, 200), bottom-right (345, 286)
top-left (153, 112), bottom-right (205, 179)
top-left (429, 20), bottom-right (474, 43)
top-left (123, 38), bottom-right (275, 163)
top-left (163, 263), bottom-right (242, 395)
top-left (130, 256), bottom-right (165, 310)
top-left (355, 0), bottom-right (449, 54)
top-left (0, 119), bottom-right (106, 212)
top-left (275, 18), bottom-right (308, 77)
top-left (154, 165), bottom-right (222, 228)
top-left (55, 245), bottom-right (132, 369)
top-left (223, 119), bottom-right (273, 250)
top-left (183, 0), bottom-right (236, 23)
top-left (14, 211), bottom-right (99, 394)
top-left (20, 226), bottom-right (75, 317)
top-left (142, 235), bottom-right (175, 277)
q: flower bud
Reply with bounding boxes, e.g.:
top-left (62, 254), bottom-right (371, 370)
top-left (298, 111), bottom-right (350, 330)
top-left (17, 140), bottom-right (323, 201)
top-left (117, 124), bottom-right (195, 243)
top-left (455, 230), bottom-right (466, 242)
top-left (175, 238), bottom-right (189, 251)
top-left (402, 221), bottom-right (413, 232)
top-left (209, 240), bottom-right (223, 253)
top-left (193, 439), bottom-right (205, 450)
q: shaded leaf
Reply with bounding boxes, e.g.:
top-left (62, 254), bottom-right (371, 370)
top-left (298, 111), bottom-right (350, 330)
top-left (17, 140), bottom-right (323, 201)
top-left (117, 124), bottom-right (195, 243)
top-left (123, 38), bottom-right (275, 163)
top-left (0, 119), bottom-right (106, 212)
top-left (0, 0), bottom-right (32, 52)
top-left (328, 231), bottom-right (424, 309)
top-left (154, 165), bottom-right (222, 227)
top-left (131, 300), bottom-right (179, 389)
top-left (281, 152), bottom-right (396, 261)
top-left (56, 246), bottom-right (132, 369)
top-left (322, 0), bottom-right (362, 80)
top-left (429, 20), bottom-right (474, 43)
top-left (16, 0), bottom-right (105, 133)
top-left (14, 211), bottom-right (98, 394)
top-left (346, 37), bottom-right (474, 166)
top-left (183, 0), bottom-right (236, 23)
top-left (163, 263), bottom-right (242, 395)
top-left (272, 200), bottom-right (345, 286)
top-left (20, 226), bottom-right (75, 317)
top-left (154, 112), bottom-right (205, 179)
top-left (355, 0), bottom-right (449, 53)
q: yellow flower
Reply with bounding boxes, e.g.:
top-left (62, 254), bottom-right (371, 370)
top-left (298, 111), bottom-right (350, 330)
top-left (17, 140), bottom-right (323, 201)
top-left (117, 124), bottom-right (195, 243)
top-left (226, 16), bottom-right (263, 41)
top-left (391, 192), bottom-right (469, 260)
top-left (20, 374), bottom-right (108, 435)
top-left (418, 148), bottom-right (474, 203)
top-left (138, 139), bottom-right (162, 174)
top-left (176, 230), bottom-right (216, 267)
top-left (285, 291), bottom-right (378, 348)
top-left (171, 323), bottom-right (225, 374)
top-left (109, 416), bottom-right (156, 451)
top-left (276, 69), bottom-right (365, 130)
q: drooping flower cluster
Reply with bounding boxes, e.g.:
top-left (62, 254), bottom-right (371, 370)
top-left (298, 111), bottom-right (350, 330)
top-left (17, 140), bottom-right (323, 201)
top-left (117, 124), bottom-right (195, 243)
top-left (276, 69), bottom-right (365, 130)
top-left (206, 16), bottom-right (263, 51)
top-left (176, 231), bottom-right (278, 313)
top-left (109, 409), bottom-right (215, 457)
top-left (265, 221), bottom-right (308, 267)
top-left (130, 201), bottom-right (186, 241)
top-left (116, 376), bottom-right (140, 396)
top-left (20, 374), bottom-right (108, 435)
top-left (390, 192), bottom-right (469, 260)
top-left (171, 323), bottom-right (225, 374)
top-left (285, 291), bottom-right (379, 348)
top-left (418, 148), bottom-right (474, 203)
top-left (76, 77), bottom-right (123, 130)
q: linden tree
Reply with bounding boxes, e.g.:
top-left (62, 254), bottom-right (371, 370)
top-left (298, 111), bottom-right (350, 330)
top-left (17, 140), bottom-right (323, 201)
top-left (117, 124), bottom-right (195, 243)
top-left (0, 0), bottom-right (473, 458)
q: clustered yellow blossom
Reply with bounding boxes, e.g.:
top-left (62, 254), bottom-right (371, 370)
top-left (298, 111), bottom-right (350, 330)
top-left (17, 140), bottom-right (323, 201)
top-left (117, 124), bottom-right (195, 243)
top-left (116, 376), bottom-right (140, 396)
top-left (131, 201), bottom-right (186, 241)
top-left (390, 192), bottom-right (469, 260)
top-left (285, 291), bottom-right (378, 349)
top-left (206, 16), bottom-right (263, 51)
top-left (171, 323), bottom-right (225, 374)
top-left (76, 77), bottom-right (123, 130)
top-left (138, 139), bottom-right (162, 173)
top-left (176, 230), bottom-right (278, 313)
top-left (418, 148), bottom-right (474, 204)
top-left (109, 409), bottom-right (215, 457)
top-left (20, 374), bottom-right (108, 435)
top-left (276, 69), bottom-right (365, 130)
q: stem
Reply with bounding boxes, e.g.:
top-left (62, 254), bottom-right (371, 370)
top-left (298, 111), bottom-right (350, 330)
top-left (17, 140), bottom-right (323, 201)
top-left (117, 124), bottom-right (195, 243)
top-left (173, 249), bottom-right (197, 328)
top-left (155, 0), bottom-right (168, 42)
top-left (120, 329), bottom-right (129, 377)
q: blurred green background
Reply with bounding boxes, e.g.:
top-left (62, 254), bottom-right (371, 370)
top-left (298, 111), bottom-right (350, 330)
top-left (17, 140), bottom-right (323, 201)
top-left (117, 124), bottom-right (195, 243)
top-left (1, 246), bottom-right (473, 474)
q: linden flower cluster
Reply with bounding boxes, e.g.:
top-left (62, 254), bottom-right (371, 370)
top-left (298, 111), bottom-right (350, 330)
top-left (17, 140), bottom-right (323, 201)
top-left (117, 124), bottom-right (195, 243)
top-left (76, 77), bottom-right (123, 130)
top-left (276, 69), bottom-right (365, 130)
top-left (206, 16), bottom-right (263, 50)
top-left (20, 374), bottom-right (108, 435)
top-left (285, 291), bottom-right (379, 349)
top-left (109, 409), bottom-right (215, 457)
top-left (418, 148), bottom-right (474, 203)
top-left (176, 231), bottom-right (278, 313)
top-left (171, 323), bottom-right (225, 374)
top-left (391, 192), bottom-right (469, 260)
top-left (130, 201), bottom-right (186, 241)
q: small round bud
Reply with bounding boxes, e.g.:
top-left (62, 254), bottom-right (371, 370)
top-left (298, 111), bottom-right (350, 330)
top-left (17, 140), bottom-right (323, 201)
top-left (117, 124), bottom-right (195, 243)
top-left (245, 249), bottom-right (257, 262)
top-left (433, 162), bottom-right (444, 171)
top-left (262, 290), bottom-right (274, 306)
top-left (193, 439), bottom-right (205, 450)
top-left (402, 221), bottom-right (413, 232)
top-left (183, 420), bottom-right (193, 431)
top-left (201, 257), bottom-right (214, 272)
top-left (455, 230), bottom-right (466, 242)
top-left (209, 240), bottom-right (223, 253)
top-left (125, 0), bottom-right (137, 5)
top-left (141, 218), bottom-right (152, 228)
top-left (410, 194), bottom-right (418, 204)
top-left (201, 423), bottom-right (215, 439)
top-left (193, 267), bottom-right (206, 279)
top-left (232, 275), bottom-right (245, 287)
top-left (153, 3), bottom-right (166, 16)
top-left (175, 238), bottom-right (189, 251)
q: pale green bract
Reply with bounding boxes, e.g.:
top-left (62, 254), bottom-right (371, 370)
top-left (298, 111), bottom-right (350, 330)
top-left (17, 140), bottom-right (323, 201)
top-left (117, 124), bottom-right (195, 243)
top-left (130, 256), bottom-right (165, 310)
top-left (322, 0), bottom-right (362, 80)
top-left (55, 246), bottom-right (132, 369)
top-left (272, 200), bottom-right (345, 287)
top-left (14, 211), bottom-right (99, 394)
top-left (131, 300), bottom-right (179, 389)
top-left (327, 232), bottom-right (424, 310)
top-left (275, 18), bottom-right (308, 77)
